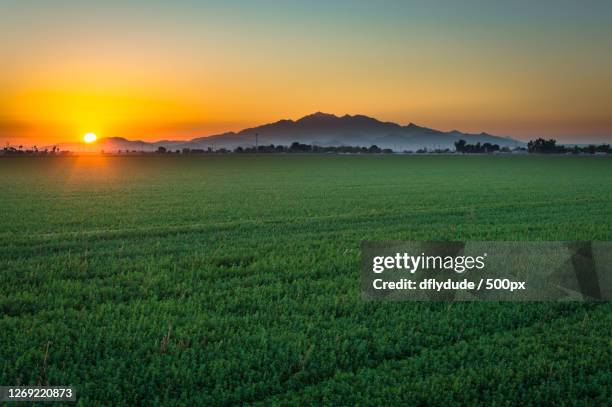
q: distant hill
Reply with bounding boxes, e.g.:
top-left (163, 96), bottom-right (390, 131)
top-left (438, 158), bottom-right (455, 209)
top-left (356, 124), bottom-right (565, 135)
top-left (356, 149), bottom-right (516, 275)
top-left (50, 112), bottom-right (524, 152)
top-left (50, 137), bottom-right (156, 153)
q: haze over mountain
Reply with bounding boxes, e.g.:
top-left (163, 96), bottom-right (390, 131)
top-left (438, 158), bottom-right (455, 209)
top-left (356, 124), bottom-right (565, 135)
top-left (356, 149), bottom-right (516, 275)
top-left (51, 113), bottom-right (524, 152)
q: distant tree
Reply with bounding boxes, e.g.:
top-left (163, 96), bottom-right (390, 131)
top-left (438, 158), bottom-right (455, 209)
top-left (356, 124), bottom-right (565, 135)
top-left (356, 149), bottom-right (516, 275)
top-left (289, 142), bottom-right (311, 152)
top-left (156, 146), bottom-right (167, 154)
top-left (454, 139), bottom-right (467, 152)
top-left (454, 139), bottom-right (500, 153)
top-left (527, 138), bottom-right (557, 153)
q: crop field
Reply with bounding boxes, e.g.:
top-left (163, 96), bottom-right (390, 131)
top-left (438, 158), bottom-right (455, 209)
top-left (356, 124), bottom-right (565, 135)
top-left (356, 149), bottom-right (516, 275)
top-left (1, 155), bottom-right (611, 405)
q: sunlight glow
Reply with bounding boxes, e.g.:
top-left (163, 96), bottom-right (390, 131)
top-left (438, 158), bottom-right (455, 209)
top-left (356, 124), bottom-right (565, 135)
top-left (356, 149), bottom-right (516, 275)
top-left (83, 132), bottom-right (97, 143)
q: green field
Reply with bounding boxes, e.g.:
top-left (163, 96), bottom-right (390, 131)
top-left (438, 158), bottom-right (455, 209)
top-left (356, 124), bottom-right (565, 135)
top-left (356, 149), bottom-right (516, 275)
top-left (1, 155), bottom-right (611, 405)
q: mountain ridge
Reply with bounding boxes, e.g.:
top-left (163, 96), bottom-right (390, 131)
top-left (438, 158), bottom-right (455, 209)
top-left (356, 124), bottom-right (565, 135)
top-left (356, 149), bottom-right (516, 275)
top-left (50, 112), bottom-right (524, 152)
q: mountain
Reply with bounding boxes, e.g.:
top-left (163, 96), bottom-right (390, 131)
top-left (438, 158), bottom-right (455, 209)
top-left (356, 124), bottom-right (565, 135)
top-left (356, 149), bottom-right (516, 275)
top-left (189, 112), bottom-right (523, 151)
top-left (50, 113), bottom-right (524, 152)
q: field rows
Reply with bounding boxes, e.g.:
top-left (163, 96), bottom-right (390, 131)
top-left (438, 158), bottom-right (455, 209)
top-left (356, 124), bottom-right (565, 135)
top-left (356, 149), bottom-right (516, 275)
top-left (1, 155), bottom-right (611, 405)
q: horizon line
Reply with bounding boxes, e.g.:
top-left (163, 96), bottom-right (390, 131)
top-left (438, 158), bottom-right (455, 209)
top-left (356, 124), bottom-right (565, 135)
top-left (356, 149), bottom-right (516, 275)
top-left (2, 111), bottom-right (611, 147)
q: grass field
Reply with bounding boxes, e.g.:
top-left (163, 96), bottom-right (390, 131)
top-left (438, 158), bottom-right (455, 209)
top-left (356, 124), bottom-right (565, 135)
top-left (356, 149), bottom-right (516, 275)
top-left (1, 155), bottom-right (611, 405)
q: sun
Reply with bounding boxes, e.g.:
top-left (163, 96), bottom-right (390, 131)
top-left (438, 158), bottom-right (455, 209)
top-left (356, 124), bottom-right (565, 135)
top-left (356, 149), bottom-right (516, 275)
top-left (83, 132), bottom-right (97, 143)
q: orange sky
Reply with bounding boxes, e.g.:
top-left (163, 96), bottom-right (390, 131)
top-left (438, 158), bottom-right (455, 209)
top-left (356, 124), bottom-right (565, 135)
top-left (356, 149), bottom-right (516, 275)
top-left (2, 1), bottom-right (612, 145)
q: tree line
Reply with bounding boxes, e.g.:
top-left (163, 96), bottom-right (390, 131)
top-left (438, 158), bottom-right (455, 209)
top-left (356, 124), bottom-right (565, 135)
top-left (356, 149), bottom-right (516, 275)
top-left (166, 142), bottom-right (394, 155)
top-left (454, 138), bottom-right (610, 154)
top-left (526, 138), bottom-right (610, 154)
top-left (2, 139), bottom-right (611, 155)
top-left (1, 145), bottom-right (67, 155)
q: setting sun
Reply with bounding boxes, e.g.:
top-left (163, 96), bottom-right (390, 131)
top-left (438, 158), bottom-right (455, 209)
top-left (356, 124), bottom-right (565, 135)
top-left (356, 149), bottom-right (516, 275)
top-left (83, 133), bottom-right (97, 143)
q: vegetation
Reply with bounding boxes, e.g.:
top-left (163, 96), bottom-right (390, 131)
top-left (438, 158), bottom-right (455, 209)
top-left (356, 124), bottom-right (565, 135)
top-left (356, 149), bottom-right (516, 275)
top-left (527, 138), bottom-right (611, 154)
top-left (454, 139), bottom-right (504, 153)
top-left (1, 155), bottom-right (611, 405)
top-left (3, 138), bottom-right (611, 156)
top-left (183, 143), bottom-right (393, 154)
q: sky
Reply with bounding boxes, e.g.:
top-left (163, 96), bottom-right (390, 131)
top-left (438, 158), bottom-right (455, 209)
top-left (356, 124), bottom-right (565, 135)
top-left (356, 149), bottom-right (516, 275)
top-left (1, 0), bottom-right (612, 145)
